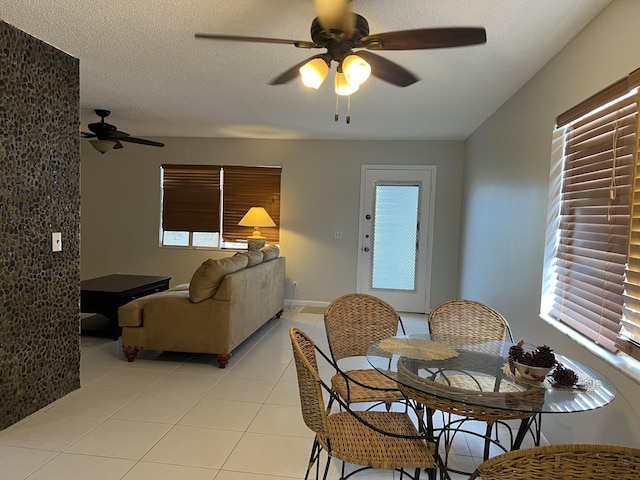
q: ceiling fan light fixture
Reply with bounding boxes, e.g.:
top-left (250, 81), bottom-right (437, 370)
top-left (334, 71), bottom-right (358, 96)
top-left (300, 58), bottom-right (329, 89)
top-left (342, 54), bottom-right (371, 87)
top-left (89, 139), bottom-right (117, 154)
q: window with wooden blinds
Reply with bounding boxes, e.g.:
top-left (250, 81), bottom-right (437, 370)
top-left (161, 164), bottom-right (221, 232)
top-left (222, 166), bottom-right (281, 244)
top-left (548, 75), bottom-right (639, 354)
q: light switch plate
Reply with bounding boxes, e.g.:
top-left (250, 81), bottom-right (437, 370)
top-left (52, 232), bottom-right (62, 252)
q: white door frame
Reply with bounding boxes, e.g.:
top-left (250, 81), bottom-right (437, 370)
top-left (356, 165), bottom-right (436, 313)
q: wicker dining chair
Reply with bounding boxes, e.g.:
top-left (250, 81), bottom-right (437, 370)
top-left (290, 327), bottom-right (437, 480)
top-left (425, 299), bottom-right (538, 465)
top-left (324, 293), bottom-right (406, 409)
top-left (468, 443), bottom-right (640, 479)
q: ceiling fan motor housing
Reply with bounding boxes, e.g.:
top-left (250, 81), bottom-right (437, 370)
top-left (311, 14), bottom-right (370, 63)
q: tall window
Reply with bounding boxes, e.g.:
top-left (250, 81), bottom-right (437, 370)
top-left (542, 68), bottom-right (640, 360)
top-left (160, 164), bottom-right (281, 249)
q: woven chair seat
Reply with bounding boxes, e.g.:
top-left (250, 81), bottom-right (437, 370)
top-left (399, 383), bottom-right (539, 423)
top-left (325, 410), bottom-right (436, 470)
top-left (440, 374), bottom-right (522, 393)
top-left (397, 360), bottom-right (541, 423)
top-left (331, 369), bottom-right (405, 404)
top-left (470, 443), bottom-right (640, 480)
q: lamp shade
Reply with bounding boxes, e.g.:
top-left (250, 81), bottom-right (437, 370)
top-left (342, 54), bottom-right (371, 87)
top-left (300, 58), bottom-right (329, 89)
top-left (238, 207), bottom-right (276, 235)
top-left (238, 207), bottom-right (276, 250)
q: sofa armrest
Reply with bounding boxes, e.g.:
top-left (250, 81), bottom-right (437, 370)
top-left (119, 290), bottom-right (191, 327)
top-left (119, 299), bottom-right (144, 327)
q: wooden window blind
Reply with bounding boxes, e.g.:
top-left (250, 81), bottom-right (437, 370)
top-left (161, 164), bottom-right (221, 232)
top-left (620, 107), bottom-right (640, 358)
top-left (222, 166), bottom-right (281, 244)
top-left (551, 89), bottom-right (638, 352)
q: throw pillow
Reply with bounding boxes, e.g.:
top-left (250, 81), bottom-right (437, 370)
top-left (189, 255), bottom-right (249, 303)
top-left (234, 250), bottom-right (264, 267)
top-left (260, 244), bottom-right (280, 261)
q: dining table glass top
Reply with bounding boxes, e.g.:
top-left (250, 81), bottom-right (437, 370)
top-left (366, 334), bottom-right (616, 414)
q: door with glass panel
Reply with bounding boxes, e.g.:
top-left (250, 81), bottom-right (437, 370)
top-left (357, 166), bottom-right (435, 313)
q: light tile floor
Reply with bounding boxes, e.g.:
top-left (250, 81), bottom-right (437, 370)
top-left (0, 308), bottom-right (543, 480)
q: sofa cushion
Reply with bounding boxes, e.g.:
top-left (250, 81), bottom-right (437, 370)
top-left (260, 245), bottom-right (280, 262)
top-left (234, 250), bottom-right (264, 267)
top-left (189, 255), bottom-right (249, 303)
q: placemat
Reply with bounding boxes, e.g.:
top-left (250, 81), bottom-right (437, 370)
top-left (377, 338), bottom-right (459, 361)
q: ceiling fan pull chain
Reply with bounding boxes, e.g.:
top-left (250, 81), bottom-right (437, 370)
top-left (335, 93), bottom-right (340, 122)
top-left (346, 95), bottom-right (351, 124)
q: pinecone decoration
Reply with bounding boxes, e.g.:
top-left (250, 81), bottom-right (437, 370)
top-left (552, 363), bottom-right (579, 387)
top-left (532, 345), bottom-right (556, 368)
top-left (518, 345), bottom-right (556, 367)
top-left (508, 340), bottom-right (525, 363)
top-left (508, 340), bottom-right (525, 373)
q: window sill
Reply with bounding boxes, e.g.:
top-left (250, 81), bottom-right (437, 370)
top-left (539, 313), bottom-right (640, 385)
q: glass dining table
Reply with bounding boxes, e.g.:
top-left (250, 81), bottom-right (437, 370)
top-left (366, 334), bottom-right (616, 456)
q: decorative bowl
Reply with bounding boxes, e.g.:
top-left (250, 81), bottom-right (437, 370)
top-left (513, 361), bottom-right (553, 381)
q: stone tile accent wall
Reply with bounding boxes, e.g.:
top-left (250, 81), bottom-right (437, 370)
top-left (0, 21), bottom-right (81, 430)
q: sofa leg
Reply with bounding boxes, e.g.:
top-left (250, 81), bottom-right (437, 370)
top-left (217, 353), bottom-right (231, 368)
top-left (123, 346), bottom-right (139, 362)
top-left (275, 308), bottom-right (284, 318)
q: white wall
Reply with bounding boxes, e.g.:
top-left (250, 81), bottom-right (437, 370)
top-left (81, 138), bottom-right (464, 308)
top-left (461, 0), bottom-right (640, 445)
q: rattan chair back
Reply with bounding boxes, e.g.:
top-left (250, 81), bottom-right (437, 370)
top-left (429, 299), bottom-right (511, 343)
top-left (470, 443), bottom-right (640, 479)
top-left (290, 328), bottom-right (330, 442)
top-left (324, 293), bottom-right (403, 361)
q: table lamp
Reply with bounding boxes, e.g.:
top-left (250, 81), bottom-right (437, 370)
top-left (238, 207), bottom-right (276, 250)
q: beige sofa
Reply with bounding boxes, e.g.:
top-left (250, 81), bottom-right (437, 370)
top-left (118, 246), bottom-right (285, 368)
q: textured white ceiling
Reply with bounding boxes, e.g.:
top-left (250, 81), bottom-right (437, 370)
top-left (3, 0), bottom-right (611, 141)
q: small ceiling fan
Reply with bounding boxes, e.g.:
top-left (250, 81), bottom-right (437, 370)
top-left (195, 0), bottom-right (486, 90)
top-left (81, 109), bottom-right (164, 154)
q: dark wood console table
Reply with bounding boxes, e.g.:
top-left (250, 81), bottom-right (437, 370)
top-left (81, 274), bottom-right (171, 340)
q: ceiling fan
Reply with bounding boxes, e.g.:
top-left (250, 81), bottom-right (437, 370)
top-left (195, 0), bottom-right (486, 93)
top-left (81, 109), bottom-right (165, 154)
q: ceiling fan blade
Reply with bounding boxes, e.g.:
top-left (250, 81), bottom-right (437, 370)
top-left (314, 0), bottom-right (355, 36)
top-left (113, 141), bottom-right (123, 150)
top-left (195, 33), bottom-right (318, 49)
top-left (360, 27), bottom-right (486, 50)
top-left (355, 51), bottom-right (418, 87)
top-left (269, 54), bottom-right (326, 85)
top-left (117, 136), bottom-right (165, 147)
top-left (81, 131), bottom-right (96, 138)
